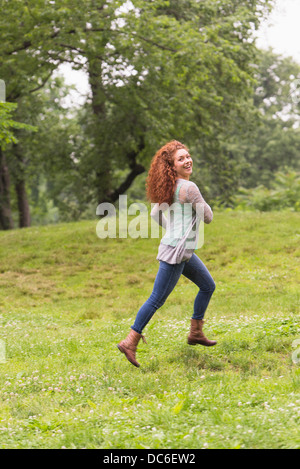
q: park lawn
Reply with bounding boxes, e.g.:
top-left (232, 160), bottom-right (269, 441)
top-left (0, 210), bottom-right (299, 449)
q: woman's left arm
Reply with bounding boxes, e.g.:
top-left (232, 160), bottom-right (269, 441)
top-left (187, 183), bottom-right (213, 224)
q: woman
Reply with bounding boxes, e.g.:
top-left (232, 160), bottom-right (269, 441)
top-left (118, 140), bottom-right (216, 367)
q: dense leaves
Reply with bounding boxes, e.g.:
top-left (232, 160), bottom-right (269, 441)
top-left (0, 102), bottom-right (35, 150)
top-left (239, 49), bottom-right (300, 188)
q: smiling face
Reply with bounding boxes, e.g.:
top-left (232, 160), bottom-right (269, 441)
top-left (173, 148), bottom-right (193, 180)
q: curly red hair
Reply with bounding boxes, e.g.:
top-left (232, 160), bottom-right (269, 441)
top-left (146, 140), bottom-right (189, 205)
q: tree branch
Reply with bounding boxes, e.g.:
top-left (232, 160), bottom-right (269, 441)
top-left (91, 27), bottom-right (178, 53)
top-left (58, 43), bottom-right (86, 55)
top-left (29, 71), bottom-right (54, 93)
top-left (6, 22), bottom-right (177, 59)
top-left (107, 162), bottom-right (145, 203)
top-left (103, 140), bottom-right (146, 203)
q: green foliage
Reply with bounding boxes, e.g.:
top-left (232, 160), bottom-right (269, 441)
top-left (8, 76), bottom-right (89, 225)
top-left (234, 171), bottom-right (300, 211)
top-left (238, 49), bottom-right (300, 189)
top-left (0, 102), bottom-right (36, 150)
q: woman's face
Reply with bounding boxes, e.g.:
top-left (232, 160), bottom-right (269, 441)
top-left (173, 148), bottom-right (193, 180)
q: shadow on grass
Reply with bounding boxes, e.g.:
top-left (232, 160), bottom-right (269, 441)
top-left (166, 344), bottom-right (226, 372)
top-left (164, 337), bottom-right (293, 376)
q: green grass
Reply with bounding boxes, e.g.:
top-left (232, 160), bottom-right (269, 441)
top-left (0, 210), bottom-right (299, 449)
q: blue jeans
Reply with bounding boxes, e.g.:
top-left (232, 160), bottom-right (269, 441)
top-left (132, 253), bottom-right (216, 334)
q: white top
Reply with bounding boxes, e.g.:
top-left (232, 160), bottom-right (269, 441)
top-left (151, 179), bottom-right (213, 264)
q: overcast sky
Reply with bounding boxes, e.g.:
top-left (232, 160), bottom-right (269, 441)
top-left (57, 0), bottom-right (300, 106)
top-left (256, 0), bottom-right (300, 62)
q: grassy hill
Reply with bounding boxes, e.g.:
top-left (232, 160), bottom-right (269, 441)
top-left (0, 210), bottom-right (299, 448)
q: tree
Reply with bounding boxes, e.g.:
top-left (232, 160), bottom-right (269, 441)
top-left (0, 102), bottom-right (18, 230)
top-left (0, 0), bottom-right (275, 224)
top-left (238, 49), bottom-right (300, 188)
top-left (6, 76), bottom-right (86, 226)
top-left (0, 102), bottom-right (36, 229)
top-left (52, 0), bottom-right (274, 205)
top-left (0, 0), bottom-right (59, 228)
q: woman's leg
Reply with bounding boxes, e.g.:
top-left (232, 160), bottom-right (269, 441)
top-left (182, 253), bottom-right (216, 320)
top-left (118, 260), bottom-right (186, 367)
top-left (183, 253), bottom-right (216, 346)
top-left (131, 260), bottom-right (185, 334)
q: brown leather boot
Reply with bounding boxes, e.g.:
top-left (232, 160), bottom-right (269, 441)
top-left (187, 319), bottom-right (217, 346)
top-left (117, 329), bottom-right (147, 367)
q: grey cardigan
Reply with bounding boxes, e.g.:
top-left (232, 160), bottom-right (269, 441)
top-left (151, 179), bottom-right (213, 264)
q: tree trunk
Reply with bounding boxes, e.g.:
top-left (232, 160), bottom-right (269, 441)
top-left (97, 145), bottom-right (146, 205)
top-left (15, 178), bottom-right (31, 228)
top-left (0, 148), bottom-right (14, 230)
top-left (109, 163), bottom-right (145, 202)
top-left (12, 141), bottom-right (31, 228)
top-left (87, 57), bottom-right (114, 202)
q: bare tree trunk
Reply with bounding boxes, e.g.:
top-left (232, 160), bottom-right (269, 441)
top-left (12, 141), bottom-right (31, 228)
top-left (88, 57), bottom-right (113, 202)
top-left (15, 178), bottom-right (31, 228)
top-left (0, 148), bottom-right (14, 230)
top-left (100, 154), bottom-right (145, 205)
